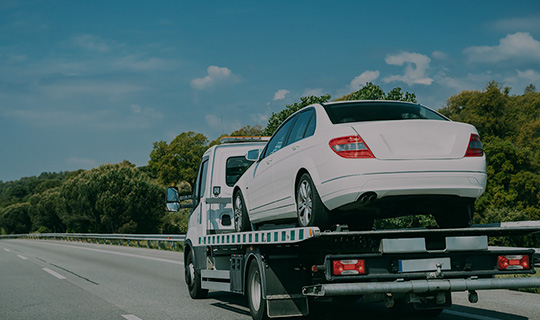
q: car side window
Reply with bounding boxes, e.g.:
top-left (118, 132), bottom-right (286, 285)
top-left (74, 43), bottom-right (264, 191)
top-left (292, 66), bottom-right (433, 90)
top-left (287, 109), bottom-right (315, 145)
top-left (262, 116), bottom-right (296, 158)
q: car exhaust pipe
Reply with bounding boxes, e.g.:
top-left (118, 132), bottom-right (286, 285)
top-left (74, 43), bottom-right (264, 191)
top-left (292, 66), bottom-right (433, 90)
top-left (358, 192), bottom-right (377, 205)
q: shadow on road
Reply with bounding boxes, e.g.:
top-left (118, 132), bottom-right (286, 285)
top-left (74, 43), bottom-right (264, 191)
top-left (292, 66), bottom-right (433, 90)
top-left (206, 292), bottom-right (528, 320)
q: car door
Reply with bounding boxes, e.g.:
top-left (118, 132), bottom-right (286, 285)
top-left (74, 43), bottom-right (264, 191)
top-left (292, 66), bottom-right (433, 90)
top-left (271, 109), bottom-right (316, 219)
top-left (246, 117), bottom-right (296, 219)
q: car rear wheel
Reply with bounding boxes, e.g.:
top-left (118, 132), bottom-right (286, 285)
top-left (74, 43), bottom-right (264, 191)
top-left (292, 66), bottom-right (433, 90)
top-left (435, 203), bottom-right (474, 228)
top-left (296, 173), bottom-right (331, 230)
top-left (234, 192), bottom-right (251, 232)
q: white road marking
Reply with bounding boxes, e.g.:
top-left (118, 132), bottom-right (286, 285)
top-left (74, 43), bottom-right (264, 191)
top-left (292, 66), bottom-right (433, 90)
top-left (17, 254), bottom-right (28, 260)
top-left (4, 248), bottom-right (11, 252)
top-left (122, 315), bottom-right (143, 320)
top-left (32, 241), bottom-right (183, 265)
top-left (42, 268), bottom-right (66, 279)
top-left (444, 309), bottom-right (502, 320)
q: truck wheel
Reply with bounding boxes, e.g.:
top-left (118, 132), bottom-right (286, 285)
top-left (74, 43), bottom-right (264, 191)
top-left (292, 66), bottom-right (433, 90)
top-left (296, 173), bottom-right (331, 230)
top-left (247, 260), bottom-right (269, 320)
top-left (185, 250), bottom-right (208, 299)
top-left (435, 203), bottom-right (474, 228)
top-left (234, 192), bottom-right (251, 232)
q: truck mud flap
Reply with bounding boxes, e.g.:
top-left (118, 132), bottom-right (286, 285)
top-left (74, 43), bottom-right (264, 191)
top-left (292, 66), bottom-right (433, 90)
top-left (302, 277), bottom-right (540, 297)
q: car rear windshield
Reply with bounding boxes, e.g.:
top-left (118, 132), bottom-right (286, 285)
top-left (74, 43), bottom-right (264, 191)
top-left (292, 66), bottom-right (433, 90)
top-left (322, 102), bottom-right (448, 124)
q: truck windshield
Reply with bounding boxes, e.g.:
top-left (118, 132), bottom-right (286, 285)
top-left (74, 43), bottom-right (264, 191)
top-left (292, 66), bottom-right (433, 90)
top-left (226, 156), bottom-right (255, 187)
top-left (323, 102), bottom-right (447, 124)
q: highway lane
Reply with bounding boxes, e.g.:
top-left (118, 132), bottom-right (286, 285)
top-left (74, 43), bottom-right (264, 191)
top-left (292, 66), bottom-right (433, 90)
top-left (1, 239), bottom-right (539, 320)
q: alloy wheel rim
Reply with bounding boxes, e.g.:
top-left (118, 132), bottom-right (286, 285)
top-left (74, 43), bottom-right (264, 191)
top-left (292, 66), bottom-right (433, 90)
top-left (297, 180), bottom-right (313, 226)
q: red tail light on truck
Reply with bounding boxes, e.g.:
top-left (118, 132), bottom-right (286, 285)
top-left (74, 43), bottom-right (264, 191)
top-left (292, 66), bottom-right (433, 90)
top-left (332, 259), bottom-right (366, 275)
top-left (498, 255), bottom-right (530, 271)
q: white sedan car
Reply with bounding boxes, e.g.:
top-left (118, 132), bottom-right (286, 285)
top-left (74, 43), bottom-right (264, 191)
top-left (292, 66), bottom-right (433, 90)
top-left (233, 100), bottom-right (486, 231)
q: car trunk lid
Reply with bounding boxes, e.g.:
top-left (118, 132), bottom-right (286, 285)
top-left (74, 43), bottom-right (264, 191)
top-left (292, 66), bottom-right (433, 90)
top-left (349, 120), bottom-right (474, 160)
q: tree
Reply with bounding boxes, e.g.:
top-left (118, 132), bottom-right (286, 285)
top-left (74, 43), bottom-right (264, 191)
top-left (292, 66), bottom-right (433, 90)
top-left (264, 95), bottom-right (331, 135)
top-left (231, 125), bottom-right (264, 137)
top-left (148, 131), bottom-right (208, 187)
top-left (439, 82), bottom-right (540, 241)
top-left (335, 83), bottom-right (417, 103)
top-left (29, 187), bottom-right (66, 233)
top-left (0, 203), bottom-right (32, 234)
top-left (60, 162), bottom-right (165, 233)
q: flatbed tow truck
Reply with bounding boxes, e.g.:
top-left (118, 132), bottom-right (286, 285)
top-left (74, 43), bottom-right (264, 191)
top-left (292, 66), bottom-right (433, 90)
top-left (166, 138), bottom-right (540, 319)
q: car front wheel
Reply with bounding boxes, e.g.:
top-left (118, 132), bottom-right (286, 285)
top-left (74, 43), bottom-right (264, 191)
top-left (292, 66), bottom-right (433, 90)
top-left (296, 173), bottom-right (331, 230)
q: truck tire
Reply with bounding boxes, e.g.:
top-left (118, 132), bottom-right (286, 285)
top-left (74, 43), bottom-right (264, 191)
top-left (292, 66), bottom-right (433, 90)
top-left (296, 173), bottom-right (331, 230)
top-left (247, 260), bottom-right (269, 320)
top-left (234, 192), bottom-right (251, 232)
top-left (185, 250), bottom-right (208, 299)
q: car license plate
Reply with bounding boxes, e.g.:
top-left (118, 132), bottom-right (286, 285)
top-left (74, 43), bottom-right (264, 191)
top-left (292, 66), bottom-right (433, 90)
top-left (398, 257), bottom-right (451, 273)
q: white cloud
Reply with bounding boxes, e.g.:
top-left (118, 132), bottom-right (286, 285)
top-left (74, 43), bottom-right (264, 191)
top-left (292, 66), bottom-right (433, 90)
top-left (302, 88), bottom-right (324, 97)
top-left (431, 51), bottom-right (448, 60)
top-left (516, 69), bottom-right (540, 82)
top-left (191, 65), bottom-right (238, 90)
top-left (492, 15), bottom-right (540, 33)
top-left (273, 89), bottom-right (290, 100)
top-left (349, 70), bottom-right (380, 91)
top-left (71, 34), bottom-right (111, 52)
top-left (463, 32), bottom-right (540, 64)
top-left (383, 52), bottom-right (433, 86)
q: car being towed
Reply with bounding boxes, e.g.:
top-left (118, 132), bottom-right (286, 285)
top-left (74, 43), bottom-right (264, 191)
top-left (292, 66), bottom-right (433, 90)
top-left (232, 100), bottom-right (486, 232)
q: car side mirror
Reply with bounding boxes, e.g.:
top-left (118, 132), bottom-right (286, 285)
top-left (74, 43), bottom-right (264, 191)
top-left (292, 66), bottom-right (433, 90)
top-left (246, 148), bottom-right (262, 161)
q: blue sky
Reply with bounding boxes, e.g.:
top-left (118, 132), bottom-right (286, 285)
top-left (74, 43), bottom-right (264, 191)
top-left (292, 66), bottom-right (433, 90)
top-left (1, 1), bottom-right (540, 182)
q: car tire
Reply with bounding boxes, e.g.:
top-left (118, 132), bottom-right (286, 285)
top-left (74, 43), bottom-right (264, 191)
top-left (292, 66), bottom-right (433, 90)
top-left (234, 192), bottom-right (251, 232)
top-left (435, 203), bottom-right (474, 228)
top-left (185, 250), bottom-right (208, 299)
top-left (247, 260), bottom-right (269, 320)
top-left (296, 173), bottom-right (331, 230)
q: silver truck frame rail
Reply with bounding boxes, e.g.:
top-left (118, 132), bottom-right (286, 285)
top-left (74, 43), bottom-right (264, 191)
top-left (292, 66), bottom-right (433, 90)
top-left (303, 277), bottom-right (540, 297)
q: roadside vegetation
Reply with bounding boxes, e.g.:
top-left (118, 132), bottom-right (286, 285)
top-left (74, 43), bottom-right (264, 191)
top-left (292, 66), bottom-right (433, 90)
top-left (1, 82), bottom-right (538, 248)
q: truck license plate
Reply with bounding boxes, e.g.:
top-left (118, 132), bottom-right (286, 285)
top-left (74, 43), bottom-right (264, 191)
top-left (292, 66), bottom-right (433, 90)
top-left (398, 257), bottom-right (451, 273)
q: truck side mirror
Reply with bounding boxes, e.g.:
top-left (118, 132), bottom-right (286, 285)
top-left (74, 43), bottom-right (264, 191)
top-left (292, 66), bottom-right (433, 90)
top-left (166, 187), bottom-right (180, 212)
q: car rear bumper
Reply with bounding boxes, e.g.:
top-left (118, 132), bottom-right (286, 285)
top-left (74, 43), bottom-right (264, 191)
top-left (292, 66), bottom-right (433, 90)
top-left (319, 171), bottom-right (487, 211)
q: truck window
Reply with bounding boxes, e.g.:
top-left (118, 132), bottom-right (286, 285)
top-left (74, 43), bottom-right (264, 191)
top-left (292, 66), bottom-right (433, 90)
top-left (196, 159), bottom-right (209, 201)
top-left (226, 156), bottom-right (255, 187)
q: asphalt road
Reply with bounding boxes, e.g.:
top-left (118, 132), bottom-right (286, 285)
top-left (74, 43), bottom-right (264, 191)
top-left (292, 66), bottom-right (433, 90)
top-left (1, 240), bottom-right (539, 320)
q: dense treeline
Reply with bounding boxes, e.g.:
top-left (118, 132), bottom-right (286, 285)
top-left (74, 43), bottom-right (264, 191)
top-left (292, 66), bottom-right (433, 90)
top-left (1, 82), bottom-right (537, 242)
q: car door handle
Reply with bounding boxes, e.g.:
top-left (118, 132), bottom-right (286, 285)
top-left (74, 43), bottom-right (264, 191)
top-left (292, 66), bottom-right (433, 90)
top-left (292, 145), bottom-right (300, 151)
top-left (266, 159), bottom-right (273, 165)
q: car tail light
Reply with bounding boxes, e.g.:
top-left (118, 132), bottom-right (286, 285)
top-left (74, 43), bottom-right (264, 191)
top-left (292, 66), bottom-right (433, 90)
top-left (329, 135), bottom-right (375, 158)
top-left (465, 134), bottom-right (483, 157)
top-left (332, 259), bottom-right (366, 275)
top-left (498, 255), bottom-right (530, 270)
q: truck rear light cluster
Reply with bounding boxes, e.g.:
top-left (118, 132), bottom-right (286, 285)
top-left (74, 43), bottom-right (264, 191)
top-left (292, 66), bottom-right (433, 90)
top-left (332, 259), bottom-right (366, 275)
top-left (329, 135), bottom-right (375, 159)
top-left (465, 134), bottom-right (484, 157)
top-left (498, 255), bottom-right (530, 270)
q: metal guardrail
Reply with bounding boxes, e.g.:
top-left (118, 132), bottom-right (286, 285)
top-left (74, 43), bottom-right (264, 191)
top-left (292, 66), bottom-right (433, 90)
top-left (0, 233), bottom-right (186, 250)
